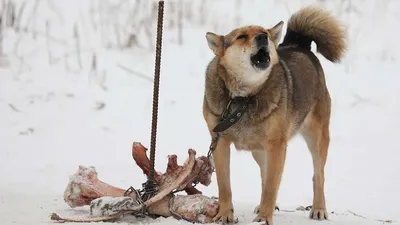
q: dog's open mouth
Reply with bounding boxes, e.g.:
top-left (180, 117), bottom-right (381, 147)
top-left (250, 47), bottom-right (270, 70)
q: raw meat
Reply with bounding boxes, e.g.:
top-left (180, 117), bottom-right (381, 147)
top-left (51, 142), bottom-right (218, 223)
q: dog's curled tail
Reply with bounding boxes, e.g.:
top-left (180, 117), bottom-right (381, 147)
top-left (282, 6), bottom-right (347, 63)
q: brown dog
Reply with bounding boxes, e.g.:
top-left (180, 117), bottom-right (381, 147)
top-left (202, 5), bottom-right (347, 225)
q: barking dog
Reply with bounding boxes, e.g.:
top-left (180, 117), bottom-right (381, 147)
top-left (202, 5), bottom-right (346, 225)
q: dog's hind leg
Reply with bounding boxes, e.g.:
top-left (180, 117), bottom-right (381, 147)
top-left (301, 101), bottom-right (331, 221)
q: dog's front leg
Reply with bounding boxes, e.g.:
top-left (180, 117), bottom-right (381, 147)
top-left (212, 136), bottom-right (236, 224)
top-left (253, 139), bottom-right (287, 225)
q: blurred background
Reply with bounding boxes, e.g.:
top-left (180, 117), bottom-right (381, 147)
top-left (0, 0), bottom-right (399, 224)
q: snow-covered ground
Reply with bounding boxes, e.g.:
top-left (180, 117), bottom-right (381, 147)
top-left (0, 0), bottom-right (399, 224)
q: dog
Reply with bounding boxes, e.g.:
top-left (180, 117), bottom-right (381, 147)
top-left (202, 5), bottom-right (347, 225)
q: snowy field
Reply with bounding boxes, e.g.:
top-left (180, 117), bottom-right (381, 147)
top-left (0, 0), bottom-right (399, 224)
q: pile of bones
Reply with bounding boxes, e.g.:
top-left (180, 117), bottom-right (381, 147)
top-left (50, 142), bottom-right (219, 223)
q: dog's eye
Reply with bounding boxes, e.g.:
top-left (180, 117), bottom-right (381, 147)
top-left (237, 34), bottom-right (248, 40)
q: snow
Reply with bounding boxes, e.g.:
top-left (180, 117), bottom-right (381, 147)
top-left (0, 0), bottom-right (399, 225)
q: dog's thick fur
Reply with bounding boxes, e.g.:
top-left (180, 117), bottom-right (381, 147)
top-left (202, 5), bottom-right (346, 225)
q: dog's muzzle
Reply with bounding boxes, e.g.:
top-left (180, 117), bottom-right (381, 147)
top-left (250, 33), bottom-right (270, 70)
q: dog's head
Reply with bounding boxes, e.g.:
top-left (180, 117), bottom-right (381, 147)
top-left (205, 21), bottom-right (284, 91)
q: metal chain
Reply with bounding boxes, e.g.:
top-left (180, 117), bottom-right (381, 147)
top-left (122, 186), bottom-right (148, 217)
top-left (186, 99), bottom-right (236, 189)
top-left (205, 99), bottom-right (234, 168)
top-left (205, 132), bottom-right (221, 169)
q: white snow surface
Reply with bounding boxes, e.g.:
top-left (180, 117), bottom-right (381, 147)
top-left (1, 0), bottom-right (400, 224)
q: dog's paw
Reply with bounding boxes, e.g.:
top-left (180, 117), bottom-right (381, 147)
top-left (309, 207), bottom-right (328, 220)
top-left (254, 205), bottom-right (280, 214)
top-left (213, 208), bottom-right (238, 224)
top-left (252, 215), bottom-right (273, 225)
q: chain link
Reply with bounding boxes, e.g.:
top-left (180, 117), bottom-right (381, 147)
top-left (205, 98), bottom-right (234, 168)
top-left (206, 133), bottom-right (220, 170)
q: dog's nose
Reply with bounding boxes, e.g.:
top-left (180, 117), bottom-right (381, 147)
top-left (254, 33), bottom-right (268, 46)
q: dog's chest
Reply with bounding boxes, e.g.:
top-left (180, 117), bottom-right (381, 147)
top-left (225, 108), bottom-right (266, 151)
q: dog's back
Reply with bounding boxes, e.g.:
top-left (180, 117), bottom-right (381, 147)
top-left (275, 6), bottom-right (347, 130)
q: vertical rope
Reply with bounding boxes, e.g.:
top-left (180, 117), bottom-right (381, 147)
top-left (149, 0), bottom-right (164, 181)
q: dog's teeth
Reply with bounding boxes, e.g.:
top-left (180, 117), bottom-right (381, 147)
top-left (257, 60), bottom-right (260, 63)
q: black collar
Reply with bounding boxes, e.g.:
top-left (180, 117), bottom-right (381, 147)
top-left (212, 93), bottom-right (253, 133)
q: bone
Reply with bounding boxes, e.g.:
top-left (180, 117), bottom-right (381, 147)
top-left (62, 146), bottom-right (196, 211)
top-left (143, 148), bottom-right (196, 207)
top-left (50, 212), bottom-right (123, 223)
top-left (63, 165), bottom-right (135, 208)
top-left (132, 142), bottom-right (213, 194)
top-left (53, 142), bottom-right (217, 223)
top-left (170, 194), bottom-right (219, 223)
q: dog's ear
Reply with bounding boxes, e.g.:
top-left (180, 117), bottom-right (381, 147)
top-left (268, 21), bottom-right (284, 47)
top-left (206, 32), bottom-right (224, 56)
